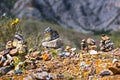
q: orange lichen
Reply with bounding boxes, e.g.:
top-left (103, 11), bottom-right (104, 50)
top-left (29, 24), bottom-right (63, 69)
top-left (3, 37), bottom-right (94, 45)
top-left (42, 53), bottom-right (50, 61)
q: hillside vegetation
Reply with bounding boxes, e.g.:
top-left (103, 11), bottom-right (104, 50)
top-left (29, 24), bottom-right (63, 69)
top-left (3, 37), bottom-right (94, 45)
top-left (0, 18), bottom-right (120, 51)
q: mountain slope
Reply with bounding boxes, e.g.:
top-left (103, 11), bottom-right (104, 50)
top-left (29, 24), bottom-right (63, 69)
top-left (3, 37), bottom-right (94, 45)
top-left (12, 0), bottom-right (120, 32)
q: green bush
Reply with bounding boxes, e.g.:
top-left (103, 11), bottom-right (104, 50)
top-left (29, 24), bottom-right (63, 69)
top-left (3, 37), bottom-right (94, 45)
top-left (92, 29), bottom-right (112, 35)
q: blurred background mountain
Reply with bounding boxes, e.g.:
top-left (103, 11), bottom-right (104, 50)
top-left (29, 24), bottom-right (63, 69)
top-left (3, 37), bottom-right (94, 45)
top-left (0, 0), bottom-right (120, 33)
top-left (0, 0), bottom-right (120, 49)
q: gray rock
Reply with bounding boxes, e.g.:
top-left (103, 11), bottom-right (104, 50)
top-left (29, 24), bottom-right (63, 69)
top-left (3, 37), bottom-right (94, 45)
top-left (46, 73), bottom-right (55, 80)
top-left (0, 66), bottom-right (13, 76)
top-left (35, 68), bottom-right (43, 72)
top-left (7, 70), bottom-right (14, 75)
top-left (33, 72), bottom-right (49, 79)
top-left (99, 70), bottom-right (111, 76)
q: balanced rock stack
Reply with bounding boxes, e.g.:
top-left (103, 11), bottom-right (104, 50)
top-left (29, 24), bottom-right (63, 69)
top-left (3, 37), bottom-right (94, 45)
top-left (99, 34), bottom-right (114, 52)
top-left (81, 39), bottom-right (88, 53)
top-left (86, 38), bottom-right (97, 50)
top-left (81, 38), bottom-right (97, 54)
top-left (42, 27), bottom-right (62, 48)
top-left (12, 32), bottom-right (27, 55)
top-left (0, 32), bottom-right (27, 68)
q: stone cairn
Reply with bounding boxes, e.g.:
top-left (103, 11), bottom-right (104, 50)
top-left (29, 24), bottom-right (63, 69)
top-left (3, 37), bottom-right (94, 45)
top-left (99, 34), bottom-right (114, 52)
top-left (81, 38), bottom-right (97, 53)
top-left (0, 32), bottom-right (27, 75)
top-left (42, 27), bottom-right (62, 49)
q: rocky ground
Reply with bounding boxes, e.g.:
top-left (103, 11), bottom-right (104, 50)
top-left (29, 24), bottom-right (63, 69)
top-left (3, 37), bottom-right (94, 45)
top-left (0, 52), bottom-right (120, 80)
top-left (0, 17), bottom-right (120, 80)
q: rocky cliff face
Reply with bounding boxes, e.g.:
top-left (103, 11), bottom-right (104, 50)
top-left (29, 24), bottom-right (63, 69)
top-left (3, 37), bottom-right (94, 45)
top-left (12, 0), bottom-right (120, 32)
top-left (0, 0), bottom-right (15, 16)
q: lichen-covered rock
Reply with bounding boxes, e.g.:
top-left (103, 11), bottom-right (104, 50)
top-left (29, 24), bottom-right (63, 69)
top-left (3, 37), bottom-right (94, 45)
top-left (9, 49), bottom-right (18, 56)
top-left (5, 41), bottom-right (13, 49)
top-left (31, 51), bottom-right (40, 58)
top-left (113, 48), bottom-right (120, 55)
top-left (23, 74), bottom-right (34, 80)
